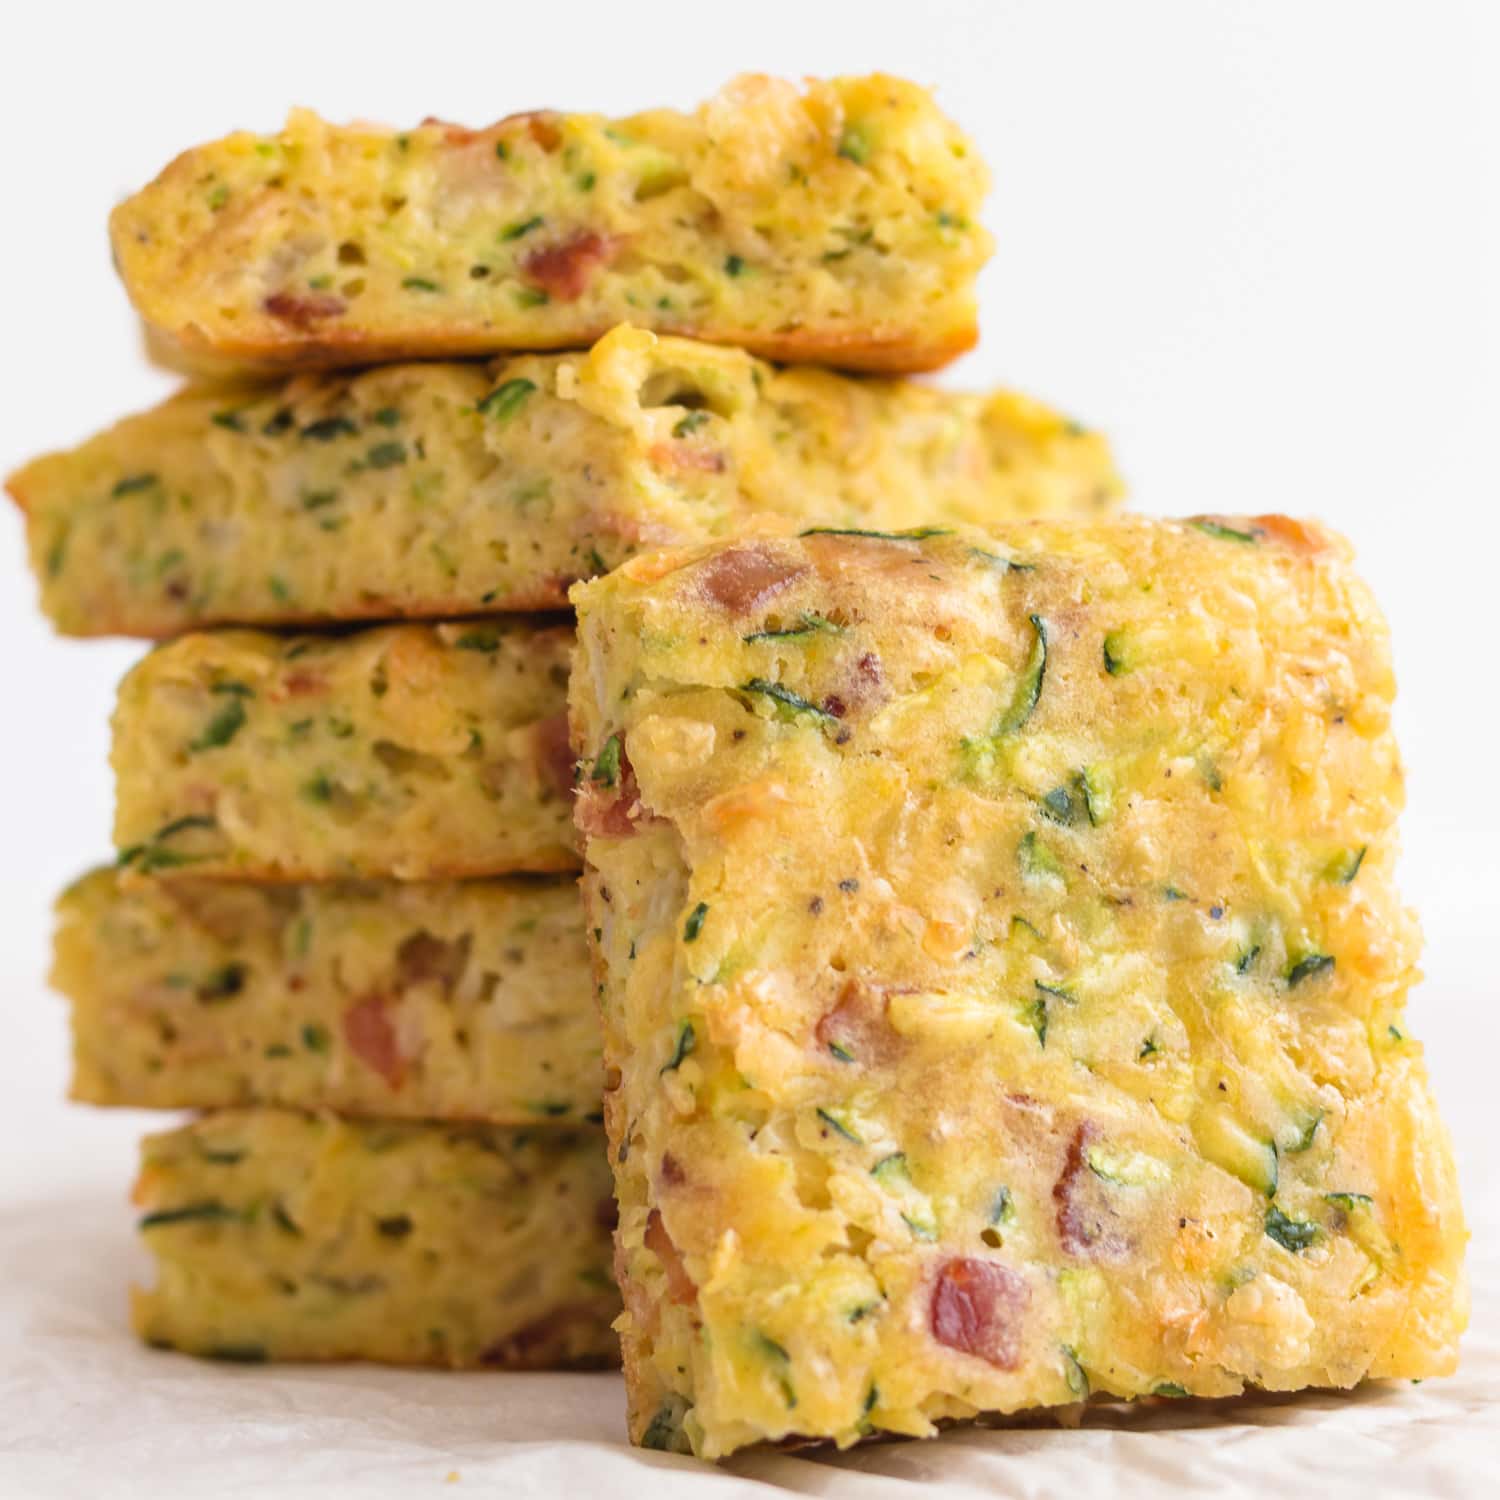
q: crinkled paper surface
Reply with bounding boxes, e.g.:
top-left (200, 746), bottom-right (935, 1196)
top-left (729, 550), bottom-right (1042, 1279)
top-left (1, 1169), bottom-right (1493, 1500)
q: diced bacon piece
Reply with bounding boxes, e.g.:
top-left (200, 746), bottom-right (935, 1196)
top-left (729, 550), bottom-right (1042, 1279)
top-left (521, 231), bottom-right (617, 301)
top-left (695, 546), bottom-right (806, 615)
top-left (395, 930), bottom-right (471, 993)
top-left (575, 737), bottom-right (655, 838)
top-left (644, 1209), bottom-right (696, 1305)
top-left (1247, 514), bottom-right (1333, 555)
top-left (341, 995), bottom-right (404, 1089)
top-left (496, 109), bottom-right (564, 152)
top-left (815, 980), bottom-right (904, 1066)
top-left (929, 1257), bottom-right (1028, 1369)
top-left (270, 669), bottom-right (328, 701)
top-left (648, 441), bottom-right (728, 475)
top-left (1053, 1121), bottom-right (1129, 1261)
top-left (262, 291), bottom-right (347, 328)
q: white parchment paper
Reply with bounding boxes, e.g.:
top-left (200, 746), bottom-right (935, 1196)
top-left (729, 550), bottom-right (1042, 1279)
top-left (2, 1177), bottom-right (1493, 1500)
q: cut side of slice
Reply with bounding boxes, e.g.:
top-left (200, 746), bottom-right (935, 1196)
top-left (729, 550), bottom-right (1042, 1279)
top-left (110, 75), bottom-right (990, 376)
top-left (111, 618), bottom-right (576, 880)
top-left (132, 1110), bottom-right (619, 1369)
top-left (56, 868), bottom-right (599, 1125)
top-left (570, 517), bottom-right (1467, 1460)
top-left (8, 328), bottom-right (1120, 638)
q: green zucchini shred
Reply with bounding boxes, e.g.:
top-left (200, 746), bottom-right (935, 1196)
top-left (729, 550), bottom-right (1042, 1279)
top-left (837, 123), bottom-right (873, 165)
top-left (994, 615), bottom-right (1048, 735)
top-left (300, 416), bottom-right (357, 443)
top-left (477, 377), bottom-right (538, 421)
top-left (741, 678), bottom-right (836, 724)
top-left (1286, 953), bottom-right (1335, 988)
top-left (1102, 630), bottom-right (1132, 676)
top-left (1061, 1346), bottom-right (1090, 1398)
top-left (112, 472), bottom-right (159, 497)
top-left (117, 815), bottom-right (217, 874)
top-left (743, 613), bottom-right (843, 644)
top-left (968, 545), bottom-right (1034, 573)
top-left (639, 1398), bottom-right (693, 1454)
top-left (797, 525), bottom-right (951, 542)
top-left (1018, 830), bottom-right (1066, 886)
top-left (1324, 846), bottom-right (1367, 884)
top-left (817, 1108), bottom-right (862, 1144)
top-left (366, 440), bottom-right (407, 469)
top-left (1021, 994), bottom-right (1048, 1047)
top-left (660, 1020), bottom-right (696, 1074)
top-left (139, 1201), bottom-right (237, 1231)
top-left (1191, 519), bottom-right (1259, 543)
top-left (1264, 1205), bottom-right (1319, 1252)
top-left (591, 734), bottom-right (622, 787)
top-left (187, 695), bottom-right (246, 752)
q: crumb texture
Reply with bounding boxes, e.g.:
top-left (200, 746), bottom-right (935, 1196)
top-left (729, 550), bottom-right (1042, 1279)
top-left (132, 1110), bottom-right (619, 1368)
top-left (9, 328), bottom-right (1117, 638)
top-left (110, 76), bottom-right (991, 375)
top-left (571, 518), bottom-right (1467, 1459)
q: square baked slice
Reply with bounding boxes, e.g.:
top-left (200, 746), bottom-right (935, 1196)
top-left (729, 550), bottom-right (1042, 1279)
top-left (55, 868), bottom-right (598, 1125)
top-left (110, 75), bottom-right (989, 376)
top-left (112, 619), bottom-right (575, 881)
top-left (570, 518), bottom-right (1467, 1459)
top-left (133, 1110), bottom-right (617, 1368)
top-left (7, 327), bottom-right (1119, 638)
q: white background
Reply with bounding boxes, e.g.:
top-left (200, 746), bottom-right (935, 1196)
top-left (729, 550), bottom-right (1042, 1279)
top-left (0, 1), bottom-right (1495, 1491)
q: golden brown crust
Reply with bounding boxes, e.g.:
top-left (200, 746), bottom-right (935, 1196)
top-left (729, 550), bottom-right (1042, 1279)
top-left (112, 619), bottom-right (579, 882)
top-left (572, 520), bottom-right (1467, 1458)
top-left (146, 315), bottom-right (979, 379)
top-left (114, 850), bottom-right (581, 887)
top-left (44, 590), bottom-right (576, 643)
top-left (113, 79), bottom-right (991, 379)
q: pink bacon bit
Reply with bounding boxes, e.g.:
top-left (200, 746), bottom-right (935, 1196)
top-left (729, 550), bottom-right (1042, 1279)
top-left (644, 1210), bottom-right (696, 1305)
top-left (395, 930), bottom-right (471, 993)
top-left (341, 996), bottom-right (405, 1089)
top-left (575, 735), bottom-right (655, 838)
top-left (648, 441), bottom-right (728, 475)
top-left (1245, 514), bottom-right (1331, 555)
top-left (532, 711), bottom-right (579, 799)
top-left (262, 291), bottom-right (347, 329)
top-left (269, 669), bottom-right (328, 702)
top-left (1052, 1121), bottom-right (1129, 1261)
top-left (521, 231), bottom-right (617, 302)
top-left (493, 109), bottom-right (564, 153)
top-left (815, 979), bottom-right (905, 1067)
top-left (930, 1258), bottom-right (1029, 1369)
top-left (695, 546), bottom-right (807, 615)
